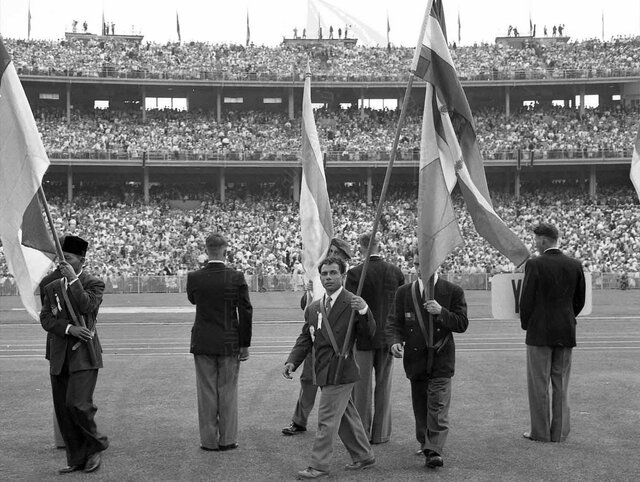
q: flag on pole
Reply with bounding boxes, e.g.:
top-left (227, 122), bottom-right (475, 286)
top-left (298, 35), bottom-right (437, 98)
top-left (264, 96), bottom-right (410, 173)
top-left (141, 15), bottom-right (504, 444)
top-left (246, 10), bottom-right (251, 46)
top-left (601, 11), bottom-right (605, 41)
top-left (300, 61), bottom-right (333, 301)
top-left (412, 0), bottom-right (529, 281)
top-left (0, 40), bottom-right (56, 320)
top-left (386, 11), bottom-right (391, 49)
top-left (176, 11), bottom-right (181, 43)
top-left (28, 1), bottom-right (32, 39)
top-left (457, 10), bottom-right (461, 44)
top-left (630, 126), bottom-right (640, 199)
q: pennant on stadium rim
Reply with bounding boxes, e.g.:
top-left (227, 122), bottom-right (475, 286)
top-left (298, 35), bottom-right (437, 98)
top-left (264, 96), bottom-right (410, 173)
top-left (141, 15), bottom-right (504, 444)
top-left (630, 125), bottom-right (640, 199)
top-left (28, 1), bottom-right (32, 39)
top-left (246, 10), bottom-right (251, 46)
top-left (300, 61), bottom-right (334, 301)
top-left (412, 0), bottom-right (529, 281)
top-left (176, 11), bottom-right (181, 43)
top-left (0, 40), bottom-right (56, 319)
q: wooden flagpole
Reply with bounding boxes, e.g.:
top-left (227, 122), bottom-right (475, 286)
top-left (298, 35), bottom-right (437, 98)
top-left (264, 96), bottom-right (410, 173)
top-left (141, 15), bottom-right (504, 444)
top-left (333, 0), bottom-right (435, 384)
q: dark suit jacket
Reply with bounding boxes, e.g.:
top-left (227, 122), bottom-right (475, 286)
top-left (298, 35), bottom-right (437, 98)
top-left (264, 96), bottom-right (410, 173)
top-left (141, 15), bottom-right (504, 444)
top-left (187, 262), bottom-right (253, 356)
top-left (345, 256), bottom-right (405, 350)
top-left (39, 269), bottom-right (105, 375)
top-left (520, 249), bottom-right (586, 347)
top-left (386, 279), bottom-right (468, 380)
top-left (286, 288), bottom-right (376, 386)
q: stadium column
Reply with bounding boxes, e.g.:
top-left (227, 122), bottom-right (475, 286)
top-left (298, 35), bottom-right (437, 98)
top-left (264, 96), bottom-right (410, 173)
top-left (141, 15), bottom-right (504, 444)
top-left (66, 84), bottom-right (71, 124)
top-left (579, 85), bottom-right (586, 117)
top-left (143, 165), bottom-right (149, 204)
top-left (505, 86), bottom-right (511, 118)
top-left (219, 167), bottom-right (226, 202)
top-left (589, 165), bottom-right (597, 199)
top-left (141, 85), bottom-right (147, 122)
top-left (288, 87), bottom-right (294, 120)
top-left (293, 168), bottom-right (300, 202)
top-left (360, 88), bottom-right (365, 119)
top-left (366, 167), bottom-right (372, 203)
top-left (217, 89), bottom-right (222, 123)
top-left (514, 168), bottom-right (520, 200)
top-left (67, 165), bottom-right (73, 202)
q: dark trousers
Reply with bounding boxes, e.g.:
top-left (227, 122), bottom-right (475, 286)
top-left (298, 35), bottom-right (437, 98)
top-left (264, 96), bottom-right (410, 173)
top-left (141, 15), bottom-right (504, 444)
top-left (51, 365), bottom-right (108, 466)
top-left (410, 377), bottom-right (451, 455)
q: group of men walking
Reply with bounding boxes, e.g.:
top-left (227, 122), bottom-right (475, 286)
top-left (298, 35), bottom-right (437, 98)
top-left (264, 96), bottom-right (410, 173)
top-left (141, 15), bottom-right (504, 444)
top-left (39, 222), bottom-right (585, 478)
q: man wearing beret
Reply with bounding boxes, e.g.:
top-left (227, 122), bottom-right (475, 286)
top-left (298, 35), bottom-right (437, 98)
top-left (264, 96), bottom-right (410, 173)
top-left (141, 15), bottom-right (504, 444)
top-left (40, 235), bottom-right (109, 474)
top-left (282, 238), bottom-right (352, 436)
top-left (187, 233), bottom-right (253, 451)
top-left (520, 223), bottom-right (586, 442)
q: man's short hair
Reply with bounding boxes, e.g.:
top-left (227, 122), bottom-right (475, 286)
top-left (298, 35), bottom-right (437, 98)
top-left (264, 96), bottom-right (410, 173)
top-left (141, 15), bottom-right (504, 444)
top-left (319, 256), bottom-right (346, 275)
top-left (533, 223), bottom-right (559, 241)
top-left (358, 232), bottom-right (379, 249)
top-left (205, 233), bottom-right (228, 250)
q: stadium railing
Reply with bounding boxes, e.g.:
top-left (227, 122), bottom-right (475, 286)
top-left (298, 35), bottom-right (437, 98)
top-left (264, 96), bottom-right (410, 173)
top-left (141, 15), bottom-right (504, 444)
top-left (44, 148), bottom-right (632, 163)
top-left (0, 272), bottom-right (635, 296)
top-left (17, 66), bottom-right (640, 82)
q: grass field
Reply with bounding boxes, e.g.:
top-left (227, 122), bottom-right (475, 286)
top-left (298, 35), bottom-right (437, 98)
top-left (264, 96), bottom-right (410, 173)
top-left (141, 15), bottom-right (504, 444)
top-left (1, 291), bottom-right (639, 481)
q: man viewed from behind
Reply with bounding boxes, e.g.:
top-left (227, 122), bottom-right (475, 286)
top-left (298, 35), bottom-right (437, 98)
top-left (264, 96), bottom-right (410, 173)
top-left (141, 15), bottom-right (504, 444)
top-left (346, 233), bottom-right (405, 444)
top-left (520, 223), bottom-right (586, 442)
top-left (187, 233), bottom-right (253, 451)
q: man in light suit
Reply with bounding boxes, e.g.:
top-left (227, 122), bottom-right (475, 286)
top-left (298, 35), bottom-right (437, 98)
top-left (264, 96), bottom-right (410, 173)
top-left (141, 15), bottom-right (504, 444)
top-left (283, 256), bottom-right (376, 479)
top-left (386, 255), bottom-right (468, 469)
top-left (520, 223), bottom-right (585, 442)
top-left (40, 235), bottom-right (109, 474)
top-left (346, 233), bottom-right (404, 444)
top-left (187, 233), bottom-right (253, 451)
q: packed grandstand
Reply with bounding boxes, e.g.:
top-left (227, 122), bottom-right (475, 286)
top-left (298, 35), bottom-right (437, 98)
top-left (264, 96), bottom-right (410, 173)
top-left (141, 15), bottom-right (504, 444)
top-left (1, 34), bottom-right (640, 291)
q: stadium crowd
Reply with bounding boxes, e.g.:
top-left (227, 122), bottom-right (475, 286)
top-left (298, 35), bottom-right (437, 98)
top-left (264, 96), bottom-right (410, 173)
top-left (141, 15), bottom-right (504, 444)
top-left (34, 105), bottom-right (638, 161)
top-left (6, 35), bottom-right (640, 81)
top-left (1, 184), bottom-right (639, 282)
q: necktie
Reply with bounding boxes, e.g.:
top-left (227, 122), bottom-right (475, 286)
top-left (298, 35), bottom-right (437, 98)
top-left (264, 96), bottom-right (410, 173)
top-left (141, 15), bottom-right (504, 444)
top-left (324, 296), bottom-right (332, 316)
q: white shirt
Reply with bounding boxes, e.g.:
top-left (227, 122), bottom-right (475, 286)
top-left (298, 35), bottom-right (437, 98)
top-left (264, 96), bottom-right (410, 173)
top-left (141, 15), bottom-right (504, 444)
top-left (324, 286), bottom-right (368, 314)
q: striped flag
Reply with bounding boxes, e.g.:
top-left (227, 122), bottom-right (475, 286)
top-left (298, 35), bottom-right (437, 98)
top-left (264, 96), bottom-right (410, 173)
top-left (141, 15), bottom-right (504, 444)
top-left (412, 0), bottom-right (529, 281)
top-left (0, 39), bottom-right (56, 319)
top-left (630, 126), bottom-right (640, 199)
top-left (300, 61), bottom-right (333, 301)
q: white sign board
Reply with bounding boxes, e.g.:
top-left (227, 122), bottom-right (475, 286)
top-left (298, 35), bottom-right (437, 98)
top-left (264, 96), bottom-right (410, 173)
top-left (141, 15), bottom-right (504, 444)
top-left (491, 272), bottom-right (592, 320)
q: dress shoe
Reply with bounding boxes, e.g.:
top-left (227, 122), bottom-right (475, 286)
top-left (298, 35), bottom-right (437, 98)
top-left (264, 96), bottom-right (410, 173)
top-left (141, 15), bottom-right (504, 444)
top-left (415, 448), bottom-right (425, 456)
top-left (523, 432), bottom-right (534, 440)
top-left (200, 445), bottom-right (217, 451)
top-left (58, 465), bottom-right (83, 474)
top-left (297, 467), bottom-right (329, 479)
top-left (345, 458), bottom-right (376, 470)
top-left (282, 421), bottom-right (307, 435)
top-left (425, 451), bottom-right (443, 468)
top-left (84, 452), bottom-right (102, 473)
top-left (217, 443), bottom-right (238, 451)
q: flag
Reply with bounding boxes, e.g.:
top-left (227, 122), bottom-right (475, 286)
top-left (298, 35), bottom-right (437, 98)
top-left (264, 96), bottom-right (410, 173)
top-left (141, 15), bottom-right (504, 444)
top-left (386, 11), bottom-right (391, 48)
top-left (246, 10), bottom-right (250, 46)
top-left (457, 10), bottom-right (461, 44)
top-left (412, 0), bottom-right (529, 281)
top-left (601, 11), bottom-right (605, 41)
top-left (0, 40), bottom-right (56, 320)
top-left (28, 1), bottom-right (32, 39)
top-left (529, 15), bottom-right (533, 36)
top-left (300, 61), bottom-right (333, 301)
top-left (176, 11), bottom-right (181, 43)
top-left (630, 126), bottom-right (640, 199)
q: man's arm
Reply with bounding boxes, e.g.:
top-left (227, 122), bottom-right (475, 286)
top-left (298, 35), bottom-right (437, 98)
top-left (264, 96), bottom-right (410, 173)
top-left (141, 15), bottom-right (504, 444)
top-left (519, 260), bottom-right (537, 330)
top-left (237, 273), bottom-right (253, 348)
top-left (40, 285), bottom-right (70, 337)
top-left (385, 288), bottom-right (405, 357)
top-left (573, 266), bottom-right (586, 317)
top-left (435, 285), bottom-right (468, 333)
top-left (285, 308), bottom-right (314, 371)
top-left (68, 275), bottom-right (104, 315)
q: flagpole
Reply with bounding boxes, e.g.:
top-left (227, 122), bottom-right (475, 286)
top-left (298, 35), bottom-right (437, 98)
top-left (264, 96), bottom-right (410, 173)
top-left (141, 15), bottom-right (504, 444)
top-left (333, 0), bottom-right (434, 384)
top-left (37, 187), bottom-right (64, 260)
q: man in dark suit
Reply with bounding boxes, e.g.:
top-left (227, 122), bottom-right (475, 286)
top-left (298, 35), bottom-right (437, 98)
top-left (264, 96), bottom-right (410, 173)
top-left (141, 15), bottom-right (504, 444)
top-left (282, 238), bottom-right (352, 436)
top-left (284, 256), bottom-right (376, 479)
top-left (346, 233), bottom-right (404, 444)
top-left (386, 254), bottom-right (468, 469)
top-left (520, 223), bottom-right (585, 442)
top-left (40, 235), bottom-right (109, 474)
top-left (187, 233), bottom-right (253, 451)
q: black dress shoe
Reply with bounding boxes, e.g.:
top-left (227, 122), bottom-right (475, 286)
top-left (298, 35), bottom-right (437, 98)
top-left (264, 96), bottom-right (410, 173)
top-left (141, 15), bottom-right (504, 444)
top-left (58, 465), bottom-right (83, 474)
top-left (84, 452), bottom-right (102, 473)
top-left (345, 458), bottom-right (375, 470)
top-left (217, 443), bottom-right (238, 451)
top-left (282, 422), bottom-right (307, 436)
top-left (425, 451), bottom-right (443, 469)
top-left (200, 445), bottom-right (217, 451)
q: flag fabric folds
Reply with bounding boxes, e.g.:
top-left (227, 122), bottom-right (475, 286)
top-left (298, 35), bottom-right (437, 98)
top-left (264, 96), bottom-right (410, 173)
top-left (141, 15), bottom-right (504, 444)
top-left (0, 40), bottom-right (56, 319)
top-left (246, 11), bottom-right (251, 46)
top-left (28, 1), bottom-right (32, 39)
top-left (413, 0), bottom-right (529, 281)
top-left (300, 61), bottom-right (333, 301)
top-left (630, 125), bottom-right (640, 199)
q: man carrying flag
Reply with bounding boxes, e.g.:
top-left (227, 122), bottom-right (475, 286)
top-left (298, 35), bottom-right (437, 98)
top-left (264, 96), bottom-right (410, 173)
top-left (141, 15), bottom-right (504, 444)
top-left (630, 124), bottom-right (640, 199)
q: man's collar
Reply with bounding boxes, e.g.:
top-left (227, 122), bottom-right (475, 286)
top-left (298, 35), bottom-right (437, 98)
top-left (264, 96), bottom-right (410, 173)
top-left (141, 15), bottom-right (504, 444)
top-left (208, 260), bottom-right (225, 264)
top-left (417, 273), bottom-right (439, 294)
top-left (326, 286), bottom-right (343, 301)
